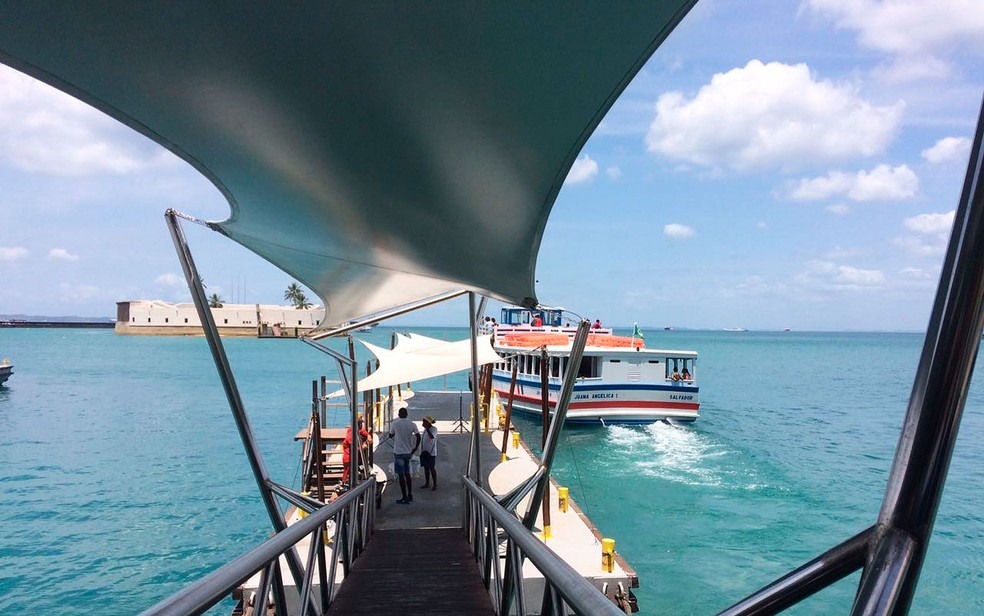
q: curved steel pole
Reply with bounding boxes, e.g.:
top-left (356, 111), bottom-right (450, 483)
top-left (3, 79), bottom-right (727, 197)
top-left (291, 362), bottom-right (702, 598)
top-left (856, 95), bottom-right (984, 615)
top-left (165, 210), bottom-right (308, 594)
top-left (467, 292), bottom-right (482, 485)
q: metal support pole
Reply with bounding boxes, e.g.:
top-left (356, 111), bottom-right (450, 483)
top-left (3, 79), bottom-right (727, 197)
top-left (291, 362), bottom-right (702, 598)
top-left (522, 319), bottom-right (589, 530)
top-left (164, 210), bottom-right (308, 592)
top-left (467, 292), bottom-right (482, 485)
top-left (858, 96), bottom-right (984, 615)
top-left (349, 337), bottom-right (360, 488)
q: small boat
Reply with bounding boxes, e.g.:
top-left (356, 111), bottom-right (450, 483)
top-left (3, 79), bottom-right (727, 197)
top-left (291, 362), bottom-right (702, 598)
top-left (723, 326), bottom-right (748, 332)
top-left (0, 359), bottom-right (13, 385)
top-left (490, 306), bottom-right (699, 425)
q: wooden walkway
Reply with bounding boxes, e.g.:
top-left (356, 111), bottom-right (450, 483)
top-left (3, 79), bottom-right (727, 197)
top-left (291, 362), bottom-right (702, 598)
top-left (325, 528), bottom-right (495, 615)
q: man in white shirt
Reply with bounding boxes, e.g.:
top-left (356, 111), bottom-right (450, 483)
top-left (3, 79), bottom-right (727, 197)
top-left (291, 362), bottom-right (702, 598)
top-left (388, 405), bottom-right (420, 504)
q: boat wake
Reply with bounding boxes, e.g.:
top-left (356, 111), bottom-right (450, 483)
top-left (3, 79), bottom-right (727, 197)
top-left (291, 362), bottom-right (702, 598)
top-left (606, 423), bottom-right (762, 490)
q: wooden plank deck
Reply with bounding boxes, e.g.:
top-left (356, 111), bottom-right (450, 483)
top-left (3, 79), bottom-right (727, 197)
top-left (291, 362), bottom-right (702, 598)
top-left (325, 528), bottom-right (495, 615)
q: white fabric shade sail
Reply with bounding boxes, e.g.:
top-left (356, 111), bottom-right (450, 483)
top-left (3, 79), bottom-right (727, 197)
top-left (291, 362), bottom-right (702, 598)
top-left (329, 334), bottom-right (502, 397)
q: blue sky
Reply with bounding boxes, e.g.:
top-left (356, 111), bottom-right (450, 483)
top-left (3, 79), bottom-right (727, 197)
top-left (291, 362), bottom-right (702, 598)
top-left (2, 0), bottom-right (983, 331)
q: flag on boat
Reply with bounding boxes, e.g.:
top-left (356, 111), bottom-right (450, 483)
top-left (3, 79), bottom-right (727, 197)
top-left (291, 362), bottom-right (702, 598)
top-left (633, 323), bottom-right (644, 340)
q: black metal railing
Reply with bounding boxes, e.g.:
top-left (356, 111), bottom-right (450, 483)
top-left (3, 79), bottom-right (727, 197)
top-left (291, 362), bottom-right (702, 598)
top-left (141, 476), bottom-right (376, 616)
top-left (463, 476), bottom-right (626, 616)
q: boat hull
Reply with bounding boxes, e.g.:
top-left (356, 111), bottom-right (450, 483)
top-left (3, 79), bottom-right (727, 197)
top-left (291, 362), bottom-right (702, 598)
top-left (492, 373), bottom-right (699, 425)
top-left (0, 365), bottom-right (12, 385)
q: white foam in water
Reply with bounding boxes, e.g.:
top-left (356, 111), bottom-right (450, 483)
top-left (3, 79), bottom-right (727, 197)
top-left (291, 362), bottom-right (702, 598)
top-left (607, 423), bottom-right (729, 487)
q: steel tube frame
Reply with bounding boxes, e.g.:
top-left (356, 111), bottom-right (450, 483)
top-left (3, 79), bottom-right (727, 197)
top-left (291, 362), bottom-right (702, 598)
top-left (468, 292), bottom-right (482, 484)
top-left (721, 96), bottom-right (984, 615)
top-left (308, 289), bottom-right (468, 339)
top-left (719, 526), bottom-right (873, 616)
top-left (464, 476), bottom-right (625, 616)
top-left (141, 475), bottom-right (374, 616)
top-left (856, 96), bottom-right (984, 615)
top-left (521, 319), bottom-right (590, 530)
top-left (165, 210), bottom-right (308, 593)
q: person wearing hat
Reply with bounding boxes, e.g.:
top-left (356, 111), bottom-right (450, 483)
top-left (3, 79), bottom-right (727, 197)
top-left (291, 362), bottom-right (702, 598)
top-left (419, 415), bottom-right (439, 491)
top-left (341, 414), bottom-right (371, 486)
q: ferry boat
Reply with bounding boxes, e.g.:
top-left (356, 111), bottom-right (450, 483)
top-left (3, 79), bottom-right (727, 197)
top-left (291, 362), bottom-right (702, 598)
top-left (0, 359), bottom-right (12, 385)
top-left (490, 306), bottom-right (699, 425)
top-left (4, 3), bottom-right (983, 615)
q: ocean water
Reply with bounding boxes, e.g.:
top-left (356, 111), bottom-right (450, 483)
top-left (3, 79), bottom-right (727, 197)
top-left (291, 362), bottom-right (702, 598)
top-left (0, 327), bottom-right (982, 614)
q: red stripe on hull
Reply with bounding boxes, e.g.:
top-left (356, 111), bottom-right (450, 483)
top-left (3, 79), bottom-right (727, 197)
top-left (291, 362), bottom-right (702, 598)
top-left (499, 389), bottom-right (700, 412)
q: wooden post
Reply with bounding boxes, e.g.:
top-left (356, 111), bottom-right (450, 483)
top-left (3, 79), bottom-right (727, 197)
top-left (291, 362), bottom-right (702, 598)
top-left (312, 379), bottom-right (325, 502)
top-left (500, 361), bottom-right (518, 461)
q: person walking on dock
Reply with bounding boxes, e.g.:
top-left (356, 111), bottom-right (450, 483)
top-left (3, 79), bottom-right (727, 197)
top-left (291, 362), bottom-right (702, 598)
top-left (389, 405), bottom-right (420, 504)
top-left (420, 415), bottom-right (438, 490)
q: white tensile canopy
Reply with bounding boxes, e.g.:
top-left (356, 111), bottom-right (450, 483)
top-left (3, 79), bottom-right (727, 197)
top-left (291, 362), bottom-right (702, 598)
top-left (0, 3), bottom-right (696, 329)
top-left (329, 334), bottom-right (501, 397)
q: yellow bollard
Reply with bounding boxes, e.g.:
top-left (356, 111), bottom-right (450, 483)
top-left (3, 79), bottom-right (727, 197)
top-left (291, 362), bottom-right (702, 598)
top-left (298, 492), bottom-right (310, 519)
top-left (541, 524), bottom-right (552, 540)
top-left (601, 538), bottom-right (616, 572)
top-left (558, 487), bottom-right (569, 513)
top-left (512, 431), bottom-right (520, 449)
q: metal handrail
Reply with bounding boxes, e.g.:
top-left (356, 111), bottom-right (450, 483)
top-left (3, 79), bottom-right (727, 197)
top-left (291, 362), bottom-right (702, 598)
top-left (141, 476), bottom-right (376, 616)
top-left (463, 476), bottom-right (624, 616)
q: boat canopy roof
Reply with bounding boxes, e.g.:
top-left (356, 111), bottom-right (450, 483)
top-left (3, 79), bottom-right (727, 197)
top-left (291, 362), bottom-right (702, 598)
top-left (0, 3), bottom-right (695, 328)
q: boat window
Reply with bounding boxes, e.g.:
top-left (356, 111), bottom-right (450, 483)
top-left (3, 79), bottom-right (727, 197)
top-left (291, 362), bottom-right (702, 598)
top-left (609, 359), bottom-right (621, 363)
top-left (648, 360), bottom-right (659, 364)
top-left (578, 356), bottom-right (599, 378)
top-left (533, 355), bottom-right (540, 376)
top-left (184, 318), bottom-right (188, 323)
top-left (165, 318), bottom-right (169, 323)
top-left (551, 357), bottom-right (560, 377)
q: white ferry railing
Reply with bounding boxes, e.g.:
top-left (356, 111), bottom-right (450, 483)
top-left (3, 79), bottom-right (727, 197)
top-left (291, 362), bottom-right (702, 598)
top-left (463, 477), bottom-right (624, 616)
top-left (140, 475), bottom-right (376, 616)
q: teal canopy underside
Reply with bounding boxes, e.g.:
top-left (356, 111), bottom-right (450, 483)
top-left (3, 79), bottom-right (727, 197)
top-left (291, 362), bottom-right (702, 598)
top-left (0, 2), bottom-right (695, 327)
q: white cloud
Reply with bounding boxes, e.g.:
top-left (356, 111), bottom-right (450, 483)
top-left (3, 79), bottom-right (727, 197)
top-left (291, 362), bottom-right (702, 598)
top-left (895, 210), bottom-right (954, 257)
top-left (788, 164), bottom-right (918, 202)
top-left (155, 273), bottom-right (185, 287)
top-left (56, 282), bottom-right (101, 302)
top-left (825, 245), bottom-right (860, 260)
top-left (922, 137), bottom-right (971, 164)
top-left (0, 65), bottom-right (178, 176)
top-left (826, 204), bottom-right (851, 215)
top-left (48, 248), bottom-right (79, 262)
top-left (564, 155), bottom-right (599, 184)
top-left (806, 0), bottom-right (984, 82)
top-left (893, 236), bottom-right (946, 257)
top-left (664, 223), bottom-right (695, 239)
top-left (646, 60), bottom-right (903, 172)
top-left (904, 211), bottom-right (954, 234)
top-left (899, 267), bottom-right (932, 280)
top-left (0, 246), bottom-right (28, 261)
top-left (835, 265), bottom-right (885, 286)
top-left (805, 259), bottom-right (838, 275)
top-left (605, 166), bottom-right (622, 180)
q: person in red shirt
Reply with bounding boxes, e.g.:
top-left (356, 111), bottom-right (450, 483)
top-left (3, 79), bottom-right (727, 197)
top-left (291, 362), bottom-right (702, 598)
top-left (342, 415), bottom-right (371, 485)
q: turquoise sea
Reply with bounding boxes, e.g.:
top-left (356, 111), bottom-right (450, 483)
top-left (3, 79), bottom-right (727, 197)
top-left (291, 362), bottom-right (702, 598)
top-left (0, 327), bottom-right (982, 614)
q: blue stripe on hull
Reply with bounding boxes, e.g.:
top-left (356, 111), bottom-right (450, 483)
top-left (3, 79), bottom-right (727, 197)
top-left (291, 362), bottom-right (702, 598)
top-left (506, 401), bottom-right (698, 426)
top-left (492, 372), bottom-right (698, 394)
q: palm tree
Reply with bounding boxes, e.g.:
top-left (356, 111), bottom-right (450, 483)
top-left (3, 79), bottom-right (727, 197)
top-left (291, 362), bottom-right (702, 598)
top-left (284, 282), bottom-right (311, 309)
top-left (208, 293), bottom-right (223, 308)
